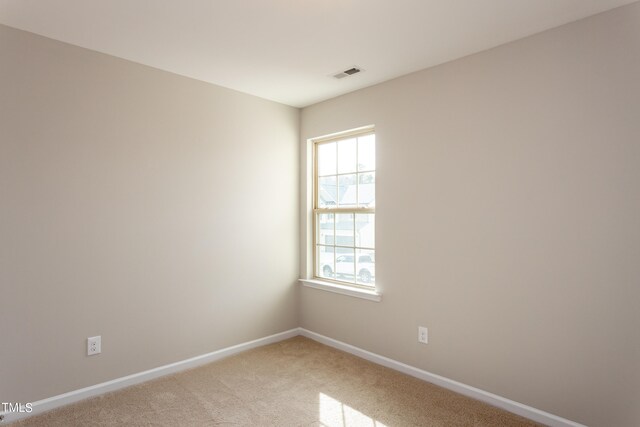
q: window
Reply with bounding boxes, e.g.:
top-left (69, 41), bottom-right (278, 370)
top-left (313, 129), bottom-right (375, 288)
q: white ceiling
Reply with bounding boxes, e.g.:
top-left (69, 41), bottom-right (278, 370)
top-left (0, 0), bottom-right (636, 107)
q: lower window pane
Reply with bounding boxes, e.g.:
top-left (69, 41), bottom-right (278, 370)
top-left (317, 245), bottom-right (335, 279)
top-left (335, 247), bottom-right (356, 283)
top-left (355, 213), bottom-right (374, 249)
top-left (356, 249), bottom-right (375, 286)
top-left (317, 213), bottom-right (335, 245)
top-left (335, 213), bottom-right (354, 246)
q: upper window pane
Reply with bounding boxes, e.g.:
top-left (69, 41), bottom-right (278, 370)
top-left (358, 134), bottom-right (375, 172)
top-left (318, 176), bottom-right (337, 208)
top-left (337, 174), bottom-right (357, 208)
top-left (358, 172), bottom-right (375, 207)
top-left (317, 142), bottom-right (336, 176)
top-left (337, 138), bottom-right (357, 174)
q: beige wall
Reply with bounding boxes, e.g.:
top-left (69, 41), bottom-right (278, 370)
top-left (0, 24), bottom-right (300, 403)
top-left (300, 4), bottom-right (640, 427)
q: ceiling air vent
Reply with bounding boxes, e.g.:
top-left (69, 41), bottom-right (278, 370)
top-left (333, 67), bottom-right (362, 79)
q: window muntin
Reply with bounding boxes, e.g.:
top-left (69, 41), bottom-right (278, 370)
top-left (314, 130), bottom-right (375, 288)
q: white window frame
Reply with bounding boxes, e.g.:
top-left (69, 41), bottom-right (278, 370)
top-left (299, 126), bottom-right (380, 301)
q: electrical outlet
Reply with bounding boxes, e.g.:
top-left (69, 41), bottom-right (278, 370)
top-left (87, 336), bottom-right (101, 356)
top-left (418, 326), bottom-right (428, 344)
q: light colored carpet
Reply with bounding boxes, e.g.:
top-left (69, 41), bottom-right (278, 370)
top-left (14, 336), bottom-right (542, 426)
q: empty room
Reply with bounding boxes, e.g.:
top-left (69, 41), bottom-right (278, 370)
top-left (1, 1), bottom-right (638, 426)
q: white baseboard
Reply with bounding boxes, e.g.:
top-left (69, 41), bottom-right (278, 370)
top-left (2, 327), bottom-right (584, 427)
top-left (0, 328), bottom-right (299, 424)
top-left (299, 328), bottom-right (585, 427)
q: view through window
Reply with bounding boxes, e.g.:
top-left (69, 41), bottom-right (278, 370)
top-left (314, 129), bottom-right (375, 287)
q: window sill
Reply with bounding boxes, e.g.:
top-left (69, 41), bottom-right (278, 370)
top-left (299, 279), bottom-right (382, 302)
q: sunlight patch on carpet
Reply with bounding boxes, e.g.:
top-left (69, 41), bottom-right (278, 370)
top-left (319, 393), bottom-right (387, 427)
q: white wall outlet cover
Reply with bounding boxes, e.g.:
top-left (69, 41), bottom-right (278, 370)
top-left (87, 336), bottom-right (101, 356)
top-left (418, 326), bottom-right (428, 344)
